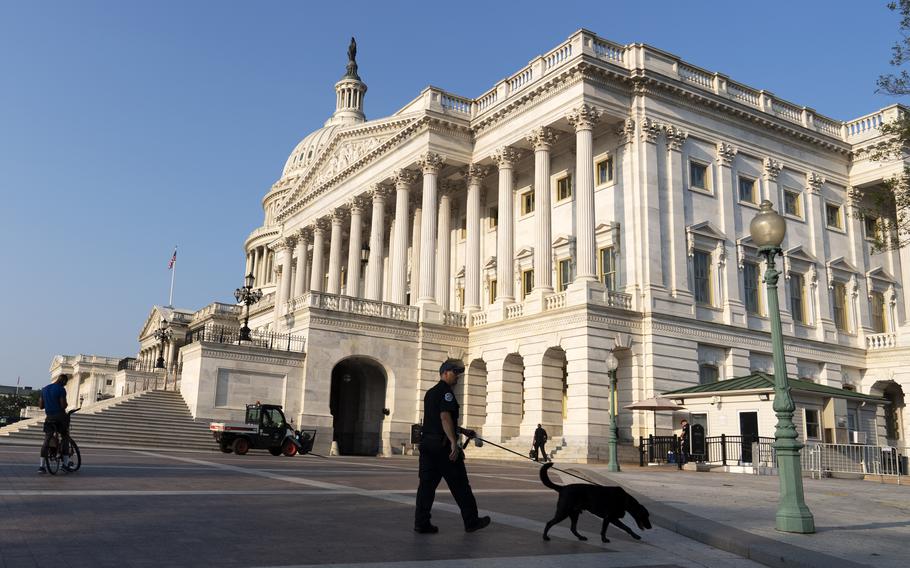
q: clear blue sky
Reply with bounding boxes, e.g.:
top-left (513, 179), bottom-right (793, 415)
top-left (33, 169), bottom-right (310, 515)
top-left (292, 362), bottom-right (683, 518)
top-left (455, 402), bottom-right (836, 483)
top-left (0, 1), bottom-right (902, 387)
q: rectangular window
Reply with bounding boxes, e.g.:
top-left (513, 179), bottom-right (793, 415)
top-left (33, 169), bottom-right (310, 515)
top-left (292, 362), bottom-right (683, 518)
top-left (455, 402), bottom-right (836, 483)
top-left (699, 364), bottom-right (719, 385)
top-left (738, 176), bottom-right (757, 204)
top-left (521, 190), bottom-right (535, 215)
top-left (826, 203), bottom-right (843, 229)
top-left (489, 207), bottom-right (498, 229)
top-left (784, 189), bottom-right (801, 217)
top-left (556, 174), bottom-right (572, 201)
top-left (596, 156), bottom-right (614, 185)
top-left (690, 161), bottom-right (708, 190)
top-left (805, 409), bottom-right (820, 439)
top-left (599, 247), bottom-right (616, 291)
top-left (743, 261), bottom-right (761, 314)
top-left (790, 273), bottom-right (806, 324)
top-left (459, 216), bottom-right (467, 240)
top-left (693, 250), bottom-right (712, 305)
top-left (521, 270), bottom-right (534, 299)
top-left (864, 216), bottom-right (880, 241)
top-left (488, 279), bottom-right (497, 304)
top-left (833, 281), bottom-right (848, 331)
top-left (557, 259), bottom-right (572, 292)
top-left (871, 290), bottom-right (887, 333)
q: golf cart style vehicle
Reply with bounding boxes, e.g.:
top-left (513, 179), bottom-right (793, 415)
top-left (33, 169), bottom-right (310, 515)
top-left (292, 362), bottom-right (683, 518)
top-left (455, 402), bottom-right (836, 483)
top-left (210, 403), bottom-right (316, 456)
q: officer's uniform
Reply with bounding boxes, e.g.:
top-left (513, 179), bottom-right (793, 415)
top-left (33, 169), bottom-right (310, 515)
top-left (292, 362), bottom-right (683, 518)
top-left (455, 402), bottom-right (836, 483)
top-left (414, 378), bottom-right (480, 530)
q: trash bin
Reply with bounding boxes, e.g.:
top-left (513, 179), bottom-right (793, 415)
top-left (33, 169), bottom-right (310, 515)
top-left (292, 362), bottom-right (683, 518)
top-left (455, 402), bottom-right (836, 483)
top-left (667, 450), bottom-right (676, 464)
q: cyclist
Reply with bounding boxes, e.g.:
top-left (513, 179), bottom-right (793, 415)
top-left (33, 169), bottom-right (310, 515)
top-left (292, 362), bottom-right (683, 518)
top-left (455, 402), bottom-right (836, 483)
top-left (38, 373), bottom-right (74, 473)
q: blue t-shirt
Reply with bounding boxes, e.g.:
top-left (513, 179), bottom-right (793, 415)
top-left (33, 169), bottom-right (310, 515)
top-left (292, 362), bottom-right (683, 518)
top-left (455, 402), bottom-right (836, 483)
top-left (42, 383), bottom-right (67, 415)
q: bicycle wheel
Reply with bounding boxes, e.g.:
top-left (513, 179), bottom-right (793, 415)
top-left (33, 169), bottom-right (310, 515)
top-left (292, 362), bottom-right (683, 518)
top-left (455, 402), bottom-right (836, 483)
top-left (65, 439), bottom-right (81, 472)
top-left (44, 435), bottom-right (61, 475)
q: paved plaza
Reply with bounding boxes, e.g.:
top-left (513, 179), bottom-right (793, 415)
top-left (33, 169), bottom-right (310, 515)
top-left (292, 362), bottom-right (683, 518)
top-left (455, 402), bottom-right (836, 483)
top-left (1, 445), bottom-right (905, 568)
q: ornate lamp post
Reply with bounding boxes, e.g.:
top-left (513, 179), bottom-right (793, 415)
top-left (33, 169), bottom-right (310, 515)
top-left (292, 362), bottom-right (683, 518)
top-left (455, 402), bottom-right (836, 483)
top-left (749, 200), bottom-right (815, 534)
top-left (605, 350), bottom-right (620, 472)
top-left (153, 318), bottom-right (172, 369)
top-left (235, 272), bottom-right (263, 342)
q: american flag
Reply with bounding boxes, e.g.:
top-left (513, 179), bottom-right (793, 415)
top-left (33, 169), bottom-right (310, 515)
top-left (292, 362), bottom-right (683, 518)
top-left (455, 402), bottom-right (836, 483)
top-left (168, 248), bottom-right (177, 270)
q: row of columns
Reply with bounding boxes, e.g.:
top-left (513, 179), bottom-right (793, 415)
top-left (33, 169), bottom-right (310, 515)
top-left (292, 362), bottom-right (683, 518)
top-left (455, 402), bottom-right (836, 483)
top-left (245, 245), bottom-right (274, 286)
top-left (267, 104), bottom-right (607, 317)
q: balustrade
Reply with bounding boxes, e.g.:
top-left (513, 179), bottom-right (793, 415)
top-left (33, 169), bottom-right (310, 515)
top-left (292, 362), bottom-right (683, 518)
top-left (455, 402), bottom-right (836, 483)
top-left (505, 303), bottom-right (524, 319)
top-left (544, 292), bottom-right (567, 311)
top-left (443, 311), bottom-right (467, 327)
top-left (604, 290), bottom-right (633, 310)
top-left (471, 311), bottom-right (488, 326)
top-left (865, 332), bottom-right (898, 350)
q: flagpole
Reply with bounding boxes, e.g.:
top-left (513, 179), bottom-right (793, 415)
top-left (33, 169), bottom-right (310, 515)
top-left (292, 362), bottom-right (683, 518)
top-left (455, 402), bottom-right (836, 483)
top-left (168, 246), bottom-right (177, 307)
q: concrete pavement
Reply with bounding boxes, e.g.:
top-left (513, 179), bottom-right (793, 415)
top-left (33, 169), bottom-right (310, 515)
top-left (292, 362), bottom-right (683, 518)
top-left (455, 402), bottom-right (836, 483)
top-left (567, 463), bottom-right (908, 568)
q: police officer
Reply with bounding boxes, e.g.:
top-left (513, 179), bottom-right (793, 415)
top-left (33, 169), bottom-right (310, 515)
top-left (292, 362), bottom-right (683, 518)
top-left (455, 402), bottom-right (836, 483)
top-left (414, 360), bottom-right (491, 534)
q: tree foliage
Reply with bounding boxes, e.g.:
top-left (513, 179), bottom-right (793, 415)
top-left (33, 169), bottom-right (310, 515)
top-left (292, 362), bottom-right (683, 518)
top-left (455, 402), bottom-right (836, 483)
top-left (862, 1), bottom-right (910, 251)
top-left (0, 391), bottom-right (38, 418)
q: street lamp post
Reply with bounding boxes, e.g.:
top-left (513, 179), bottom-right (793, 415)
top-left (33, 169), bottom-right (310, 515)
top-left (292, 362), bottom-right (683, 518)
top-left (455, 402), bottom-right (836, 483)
top-left (235, 272), bottom-right (263, 342)
top-left (153, 318), bottom-right (172, 370)
top-left (749, 200), bottom-right (815, 534)
top-left (605, 350), bottom-right (620, 472)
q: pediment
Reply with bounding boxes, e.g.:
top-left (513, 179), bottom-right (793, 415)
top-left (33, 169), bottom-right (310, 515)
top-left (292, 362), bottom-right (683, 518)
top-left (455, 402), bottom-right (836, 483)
top-left (551, 234), bottom-right (575, 248)
top-left (826, 256), bottom-right (858, 274)
top-left (138, 306), bottom-right (169, 341)
top-left (483, 256), bottom-right (497, 271)
top-left (783, 245), bottom-right (817, 264)
top-left (686, 221), bottom-right (726, 241)
top-left (455, 266), bottom-right (465, 279)
top-left (515, 246), bottom-right (534, 260)
top-left (866, 266), bottom-right (896, 283)
top-left (279, 116), bottom-right (420, 220)
top-left (594, 222), bottom-right (620, 235)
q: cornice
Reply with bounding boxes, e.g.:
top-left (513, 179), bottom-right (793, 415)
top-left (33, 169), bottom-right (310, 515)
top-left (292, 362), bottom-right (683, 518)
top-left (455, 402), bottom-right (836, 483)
top-left (198, 345), bottom-right (306, 367)
top-left (308, 315), bottom-right (419, 339)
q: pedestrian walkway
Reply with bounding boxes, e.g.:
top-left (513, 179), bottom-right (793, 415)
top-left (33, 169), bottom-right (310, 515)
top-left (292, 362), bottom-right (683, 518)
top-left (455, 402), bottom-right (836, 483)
top-left (568, 464), bottom-right (908, 568)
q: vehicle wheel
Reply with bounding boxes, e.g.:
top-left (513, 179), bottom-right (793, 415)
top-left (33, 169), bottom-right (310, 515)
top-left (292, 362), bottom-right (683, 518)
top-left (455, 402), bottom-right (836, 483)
top-left (232, 437), bottom-right (250, 455)
top-left (220, 445), bottom-right (233, 454)
top-left (268, 447), bottom-right (282, 456)
top-left (282, 440), bottom-right (298, 457)
top-left (66, 440), bottom-right (81, 472)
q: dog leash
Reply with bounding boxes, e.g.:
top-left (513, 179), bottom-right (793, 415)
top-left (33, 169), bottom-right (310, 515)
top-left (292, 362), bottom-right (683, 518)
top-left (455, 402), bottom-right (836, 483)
top-left (463, 434), bottom-right (605, 487)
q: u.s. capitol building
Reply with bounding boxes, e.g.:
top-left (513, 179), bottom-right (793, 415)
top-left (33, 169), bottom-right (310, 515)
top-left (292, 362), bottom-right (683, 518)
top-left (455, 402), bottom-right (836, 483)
top-left (52, 30), bottom-right (908, 461)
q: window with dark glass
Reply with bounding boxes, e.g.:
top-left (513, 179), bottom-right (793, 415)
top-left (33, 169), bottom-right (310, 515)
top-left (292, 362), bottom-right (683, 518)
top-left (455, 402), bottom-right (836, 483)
top-left (698, 364), bottom-right (719, 385)
top-left (596, 156), bottom-right (614, 185)
top-left (557, 259), bottom-right (571, 291)
top-left (805, 409), bottom-right (820, 439)
top-left (521, 190), bottom-right (535, 215)
top-left (871, 290), bottom-right (887, 333)
top-left (521, 270), bottom-right (534, 299)
top-left (864, 216), bottom-right (880, 240)
top-left (832, 281), bottom-right (848, 331)
top-left (690, 161), bottom-right (708, 190)
top-left (489, 207), bottom-right (498, 229)
top-left (790, 273), bottom-right (806, 324)
top-left (826, 203), bottom-right (843, 229)
top-left (784, 190), bottom-right (801, 217)
top-left (599, 247), bottom-right (616, 291)
top-left (738, 176), bottom-right (756, 203)
top-left (556, 175), bottom-right (572, 201)
top-left (693, 250), bottom-right (712, 305)
top-left (743, 261), bottom-right (761, 314)
top-left (488, 279), bottom-right (497, 304)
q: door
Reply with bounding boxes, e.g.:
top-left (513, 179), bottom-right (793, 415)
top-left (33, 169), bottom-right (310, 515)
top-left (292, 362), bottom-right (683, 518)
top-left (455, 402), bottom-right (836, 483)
top-left (739, 412), bottom-right (759, 463)
top-left (690, 413), bottom-right (707, 461)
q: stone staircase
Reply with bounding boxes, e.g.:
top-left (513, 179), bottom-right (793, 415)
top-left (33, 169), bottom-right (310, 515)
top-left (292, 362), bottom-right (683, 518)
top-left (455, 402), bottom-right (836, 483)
top-left (0, 390), bottom-right (216, 451)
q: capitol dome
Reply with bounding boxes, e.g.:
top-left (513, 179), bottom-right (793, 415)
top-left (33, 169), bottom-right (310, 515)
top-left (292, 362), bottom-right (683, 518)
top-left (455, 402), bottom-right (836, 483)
top-left (280, 37), bottom-right (367, 180)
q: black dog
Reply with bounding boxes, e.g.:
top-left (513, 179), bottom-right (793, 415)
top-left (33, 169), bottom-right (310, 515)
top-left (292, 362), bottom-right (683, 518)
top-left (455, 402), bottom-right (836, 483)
top-left (540, 462), bottom-right (652, 542)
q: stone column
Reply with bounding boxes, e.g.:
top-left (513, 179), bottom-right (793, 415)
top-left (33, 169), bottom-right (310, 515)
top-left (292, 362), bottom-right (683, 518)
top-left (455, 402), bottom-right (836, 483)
top-left (166, 339), bottom-right (177, 372)
top-left (391, 169), bottom-right (418, 305)
top-left (618, 119), bottom-right (638, 303)
top-left (418, 152), bottom-right (444, 304)
top-left (275, 237), bottom-right (295, 320)
top-left (464, 164), bottom-right (488, 311)
top-left (665, 125), bottom-right (690, 297)
top-left (254, 247), bottom-right (263, 285)
top-left (566, 104), bottom-right (602, 282)
top-left (309, 219), bottom-right (328, 293)
top-left (435, 181), bottom-right (454, 308)
top-left (409, 198), bottom-right (422, 306)
top-left (805, 173), bottom-right (834, 339)
top-left (327, 210), bottom-right (345, 295)
top-left (637, 118), bottom-right (664, 304)
top-left (365, 184), bottom-right (389, 301)
top-left (293, 228), bottom-right (310, 298)
top-left (527, 127), bottom-right (559, 294)
top-left (845, 187), bottom-right (871, 333)
top-left (346, 196), bottom-right (365, 298)
top-left (716, 142), bottom-right (744, 324)
top-left (492, 147), bottom-right (520, 303)
top-left (244, 253), bottom-right (252, 278)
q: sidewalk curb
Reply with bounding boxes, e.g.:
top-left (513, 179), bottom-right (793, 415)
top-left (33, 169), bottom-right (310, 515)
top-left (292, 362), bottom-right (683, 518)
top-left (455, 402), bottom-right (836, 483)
top-left (568, 467), bottom-right (872, 568)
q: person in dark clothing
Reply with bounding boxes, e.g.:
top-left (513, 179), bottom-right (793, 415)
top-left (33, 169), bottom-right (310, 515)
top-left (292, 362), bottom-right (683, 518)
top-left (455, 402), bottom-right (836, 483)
top-left (414, 361), bottom-right (491, 534)
top-left (38, 374), bottom-right (72, 473)
top-left (678, 419), bottom-right (691, 465)
top-left (533, 424), bottom-right (549, 462)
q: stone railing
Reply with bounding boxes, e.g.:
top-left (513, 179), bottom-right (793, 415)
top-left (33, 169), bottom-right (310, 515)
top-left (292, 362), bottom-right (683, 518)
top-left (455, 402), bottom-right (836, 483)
top-left (604, 290), bottom-right (633, 310)
top-left (545, 292), bottom-right (567, 311)
top-left (244, 225), bottom-right (279, 246)
top-left (169, 311), bottom-right (195, 324)
top-left (866, 332), bottom-right (898, 350)
top-left (471, 311), bottom-right (488, 326)
top-left (442, 310), bottom-right (467, 327)
top-left (505, 303), bottom-right (524, 319)
top-left (192, 302), bottom-right (243, 323)
top-left (291, 291), bottom-right (419, 323)
top-left (452, 29), bottom-right (898, 144)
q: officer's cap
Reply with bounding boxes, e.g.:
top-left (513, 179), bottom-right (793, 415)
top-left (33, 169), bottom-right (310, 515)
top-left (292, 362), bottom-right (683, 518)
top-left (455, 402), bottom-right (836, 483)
top-left (439, 360), bottom-right (465, 375)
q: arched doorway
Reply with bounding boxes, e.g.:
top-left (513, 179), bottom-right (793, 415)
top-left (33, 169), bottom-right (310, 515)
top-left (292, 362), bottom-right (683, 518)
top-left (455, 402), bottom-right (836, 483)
top-left (330, 357), bottom-right (388, 456)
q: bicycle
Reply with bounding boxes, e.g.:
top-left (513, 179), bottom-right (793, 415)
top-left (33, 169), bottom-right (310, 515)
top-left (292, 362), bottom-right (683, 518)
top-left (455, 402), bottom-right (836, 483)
top-left (42, 408), bottom-right (81, 475)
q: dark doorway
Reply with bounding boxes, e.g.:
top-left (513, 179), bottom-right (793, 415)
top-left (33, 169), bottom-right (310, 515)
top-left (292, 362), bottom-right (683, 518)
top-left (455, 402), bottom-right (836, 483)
top-left (690, 413), bottom-right (707, 461)
top-left (739, 412), bottom-right (759, 463)
top-left (330, 357), bottom-right (387, 456)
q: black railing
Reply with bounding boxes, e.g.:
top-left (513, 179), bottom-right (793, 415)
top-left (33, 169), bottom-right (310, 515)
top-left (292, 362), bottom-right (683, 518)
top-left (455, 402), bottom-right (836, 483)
top-left (639, 435), bottom-right (680, 467)
top-left (703, 435), bottom-right (775, 465)
top-left (117, 358), bottom-right (160, 373)
top-left (187, 323), bottom-right (306, 353)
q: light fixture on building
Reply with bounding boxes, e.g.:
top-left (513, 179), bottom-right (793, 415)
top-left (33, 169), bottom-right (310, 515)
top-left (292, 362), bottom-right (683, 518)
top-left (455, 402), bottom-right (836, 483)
top-left (235, 272), bottom-right (263, 342)
top-left (361, 245), bottom-right (370, 263)
top-left (759, 393), bottom-right (771, 401)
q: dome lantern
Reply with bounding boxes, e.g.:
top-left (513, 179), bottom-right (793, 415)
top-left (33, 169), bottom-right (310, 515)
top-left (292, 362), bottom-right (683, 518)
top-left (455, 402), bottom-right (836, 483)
top-left (327, 37), bottom-right (367, 126)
